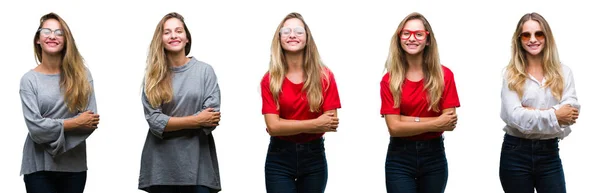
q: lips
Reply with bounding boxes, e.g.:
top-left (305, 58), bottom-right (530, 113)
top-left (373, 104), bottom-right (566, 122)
top-left (405, 44), bottom-right (419, 49)
top-left (45, 41), bottom-right (59, 47)
top-left (168, 40), bottom-right (181, 45)
top-left (527, 44), bottom-right (541, 49)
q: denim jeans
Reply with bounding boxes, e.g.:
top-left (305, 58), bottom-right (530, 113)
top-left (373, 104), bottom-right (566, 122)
top-left (23, 171), bottom-right (87, 193)
top-left (385, 136), bottom-right (448, 193)
top-left (147, 185), bottom-right (212, 193)
top-left (499, 133), bottom-right (566, 193)
top-left (265, 137), bottom-right (327, 193)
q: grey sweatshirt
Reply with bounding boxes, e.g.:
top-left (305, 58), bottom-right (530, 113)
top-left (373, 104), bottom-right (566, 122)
top-left (139, 57), bottom-right (221, 192)
top-left (19, 68), bottom-right (97, 175)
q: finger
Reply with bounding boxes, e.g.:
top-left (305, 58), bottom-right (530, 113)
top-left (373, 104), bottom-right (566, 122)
top-left (214, 118), bottom-right (220, 123)
top-left (331, 117), bottom-right (339, 121)
top-left (331, 120), bottom-right (339, 125)
top-left (205, 108), bottom-right (214, 112)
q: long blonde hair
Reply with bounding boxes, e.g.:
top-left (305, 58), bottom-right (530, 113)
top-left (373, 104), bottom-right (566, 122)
top-left (34, 12), bottom-right (90, 113)
top-left (506, 12), bottom-right (563, 100)
top-left (385, 12), bottom-right (444, 112)
top-left (144, 12), bottom-right (192, 108)
top-left (268, 12), bottom-right (330, 112)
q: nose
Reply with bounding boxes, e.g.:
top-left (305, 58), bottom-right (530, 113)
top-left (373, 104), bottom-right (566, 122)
top-left (408, 34), bottom-right (417, 42)
top-left (48, 32), bottom-right (56, 39)
top-left (170, 32), bottom-right (176, 39)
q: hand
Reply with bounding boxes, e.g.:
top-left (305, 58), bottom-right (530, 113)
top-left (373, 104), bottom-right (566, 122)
top-left (555, 105), bottom-right (578, 125)
top-left (196, 108), bottom-right (221, 127)
top-left (313, 112), bottom-right (339, 132)
top-left (75, 110), bottom-right (100, 130)
top-left (434, 110), bottom-right (457, 131)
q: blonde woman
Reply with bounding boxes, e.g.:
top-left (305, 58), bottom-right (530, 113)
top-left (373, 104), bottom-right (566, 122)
top-left (260, 12), bottom-right (341, 193)
top-left (380, 12), bottom-right (460, 193)
top-left (138, 12), bottom-right (222, 193)
top-left (499, 12), bottom-right (579, 193)
top-left (19, 12), bottom-right (99, 193)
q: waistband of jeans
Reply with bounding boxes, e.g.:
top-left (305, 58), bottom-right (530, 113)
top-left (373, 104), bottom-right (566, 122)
top-left (504, 133), bottom-right (558, 144)
top-left (390, 136), bottom-right (443, 145)
top-left (270, 136), bottom-right (324, 147)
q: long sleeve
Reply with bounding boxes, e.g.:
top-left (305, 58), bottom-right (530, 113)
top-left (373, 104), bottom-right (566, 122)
top-left (201, 65), bottom-right (221, 135)
top-left (551, 66), bottom-right (580, 113)
top-left (142, 90), bottom-right (170, 139)
top-left (500, 76), bottom-right (561, 135)
top-left (20, 88), bottom-right (67, 157)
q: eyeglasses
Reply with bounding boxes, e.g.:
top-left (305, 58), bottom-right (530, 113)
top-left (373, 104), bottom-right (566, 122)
top-left (280, 26), bottom-right (305, 37)
top-left (520, 31), bottom-right (544, 41)
top-left (38, 28), bottom-right (64, 37)
top-left (398, 30), bottom-right (429, 41)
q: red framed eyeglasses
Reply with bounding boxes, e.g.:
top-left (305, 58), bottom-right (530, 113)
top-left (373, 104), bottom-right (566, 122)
top-left (398, 30), bottom-right (429, 41)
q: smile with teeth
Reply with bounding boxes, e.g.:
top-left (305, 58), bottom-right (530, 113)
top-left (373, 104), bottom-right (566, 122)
top-left (169, 40), bottom-right (181, 45)
top-left (406, 44), bottom-right (419, 48)
top-left (527, 44), bottom-right (540, 49)
top-left (45, 42), bottom-right (59, 46)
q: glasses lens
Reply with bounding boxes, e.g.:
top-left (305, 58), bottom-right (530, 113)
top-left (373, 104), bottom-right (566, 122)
top-left (534, 31), bottom-right (544, 39)
top-left (294, 27), bottom-right (305, 36)
top-left (520, 32), bottom-right (531, 41)
top-left (280, 27), bottom-right (291, 36)
top-left (40, 28), bottom-right (51, 36)
top-left (415, 31), bottom-right (426, 40)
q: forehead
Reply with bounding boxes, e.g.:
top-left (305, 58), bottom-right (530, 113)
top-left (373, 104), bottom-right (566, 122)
top-left (42, 19), bottom-right (61, 29)
top-left (164, 18), bottom-right (184, 29)
top-left (522, 20), bottom-right (542, 32)
top-left (283, 18), bottom-right (304, 28)
top-left (402, 19), bottom-right (425, 30)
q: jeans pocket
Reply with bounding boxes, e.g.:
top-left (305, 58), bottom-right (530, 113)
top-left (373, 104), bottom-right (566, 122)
top-left (501, 142), bottom-right (519, 152)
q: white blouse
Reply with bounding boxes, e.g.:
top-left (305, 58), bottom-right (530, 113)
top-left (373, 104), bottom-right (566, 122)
top-left (500, 64), bottom-right (580, 140)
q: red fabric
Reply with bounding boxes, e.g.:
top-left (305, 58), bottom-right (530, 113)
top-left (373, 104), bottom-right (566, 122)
top-left (380, 66), bottom-right (460, 140)
top-left (261, 68), bottom-right (341, 143)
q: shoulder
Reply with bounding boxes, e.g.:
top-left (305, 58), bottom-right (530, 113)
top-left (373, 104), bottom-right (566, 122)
top-left (191, 57), bottom-right (214, 71)
top-left (20, 70), bottom-right (39, 92)
top-left (559, 63), bottom-right (573, 76)
top-left (380, 72), bottom-right (391, 83)
top-left (261, 71), bottom-right (271, 85)
top-left (83, 66), bottom-right (94, 82)
top-left (321, 66), bottom-right (336, 81)
top-left (441, 65), bottom-right (454, 77)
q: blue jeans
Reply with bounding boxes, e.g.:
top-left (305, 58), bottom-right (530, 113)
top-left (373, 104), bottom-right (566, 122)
top-left (265, 137), bottom-right (327, 193)
top-left (147, 185), bottom-right (212, 193)
top-left (385, 136), bottom-right (448, 193)
top-left (23, 171), bottom-right (87, 193)
top-left (499, 134), bottom-right (566, 193)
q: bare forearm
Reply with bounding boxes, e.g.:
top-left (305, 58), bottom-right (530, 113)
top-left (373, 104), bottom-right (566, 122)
top-left (399, 115), bottom-right (436, 122)
top-left (164, 116), bottom-right (199, 132)
top-left (63, 118), bottom-right (78, 132)
top-left (267, 118), bottom-right (318, 136)
top-left (386, 118), bottom-right (440, 137)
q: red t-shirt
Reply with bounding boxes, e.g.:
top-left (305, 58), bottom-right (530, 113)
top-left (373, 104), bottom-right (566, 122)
top-left (261, 68), bottom-right (342, 143)
top-left (380, 65), bottom-right (460, 140)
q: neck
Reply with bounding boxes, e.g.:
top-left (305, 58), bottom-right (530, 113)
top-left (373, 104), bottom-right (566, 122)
top-left (39, 53), bottom-right (62, 73)
top-left (526, 54), bottom-right (543, 72)
top-left (406, 52), bottom-right (424, 72)
top-left (285, 51), bottom-right (304, 73)
top-left (167, 51), bottom-right (189, 67)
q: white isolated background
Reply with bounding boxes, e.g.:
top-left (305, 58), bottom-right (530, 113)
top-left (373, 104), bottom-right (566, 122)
top-left (0, 0), bottom-right (598, 192)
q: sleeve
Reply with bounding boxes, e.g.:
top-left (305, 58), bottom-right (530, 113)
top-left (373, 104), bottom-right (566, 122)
top-left (441, 68), bottom-right (460, 109)
top-left (380, 74), bottom-right (400, 115)
top-left (551, 66), bottom-right (580, 112)
top-left (142, 87), bottom-right (171, 139)
top-left (322, 70), bottom-right (341, 111)
top-left (261, 73), bottom-right (279, 115)
top-left (500, 75), bottom-right (562, 134)
top-left (62, 73), bottom-right (98, 152)
top-left (19, 76), bottom-right (67, 157)
top-left (200, 65), bottom-right (221, 135)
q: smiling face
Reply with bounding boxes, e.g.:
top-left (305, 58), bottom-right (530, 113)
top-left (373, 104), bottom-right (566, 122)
top-left (36, 19), bottom-right (65, 55)
top-left (162, 17), bottom-right (189, 54)
top-left (280, 18), bottom-right (307, 53)
top-left (399, 19), bottom-right (429, 55)
top-left (520, 19), bottom-right (546, 57)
